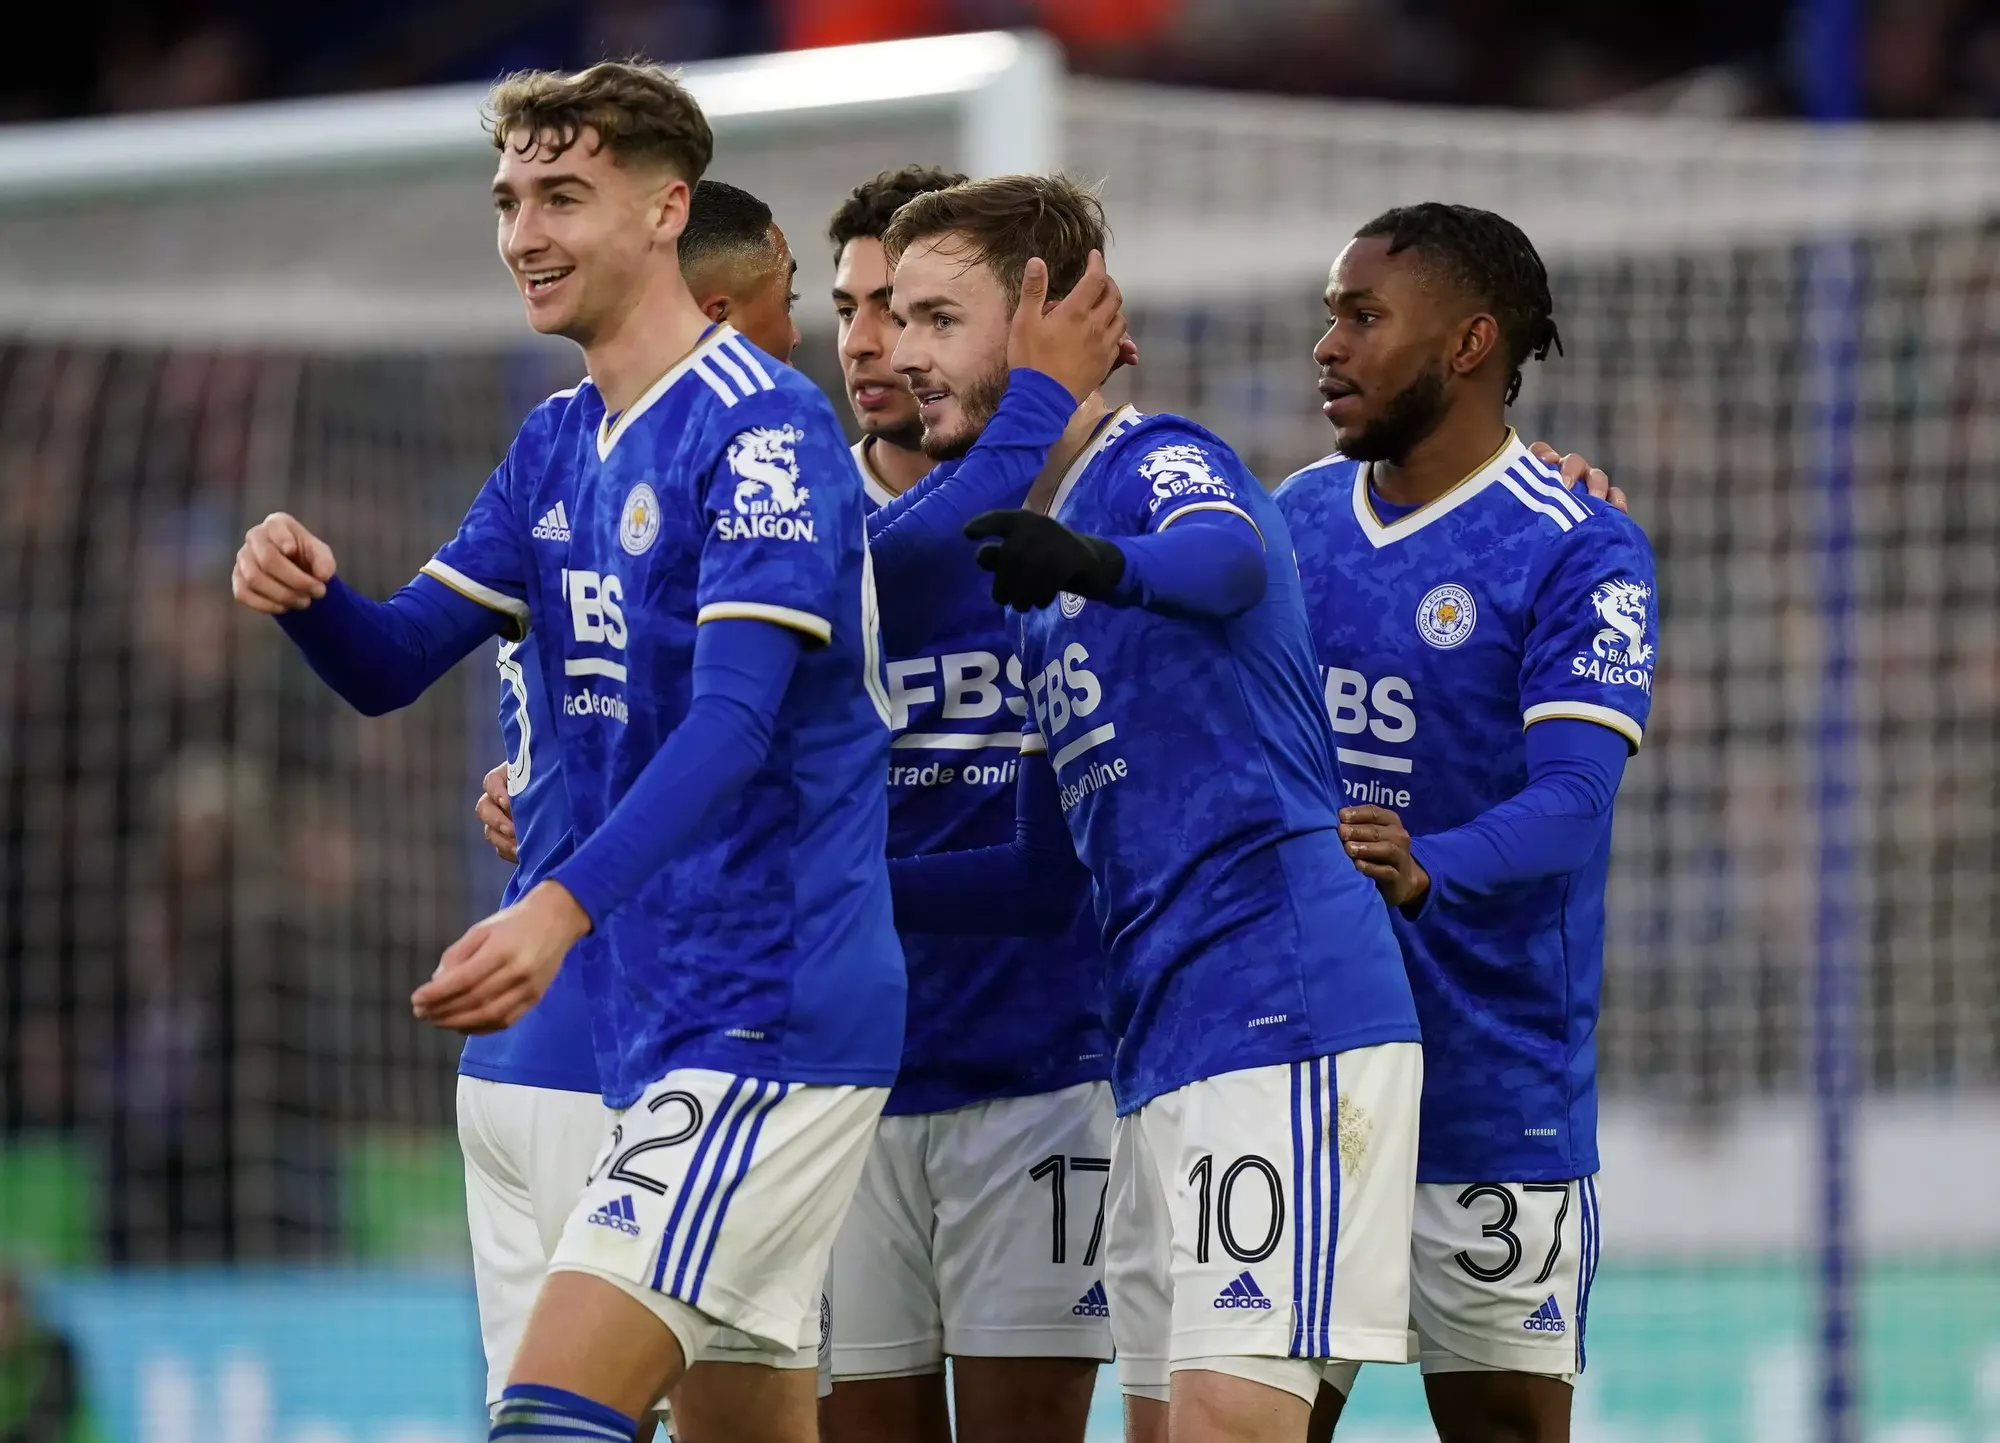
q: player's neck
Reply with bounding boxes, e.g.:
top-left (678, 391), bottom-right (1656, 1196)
top-left (1368, 411), bottom-right (1512, 510)
top-left (1025, 393), bottom-right (1113, 515)
top-left (861, 433), bottom-right (934, 497)
top-left (580, 277), bottom-right (714, 417)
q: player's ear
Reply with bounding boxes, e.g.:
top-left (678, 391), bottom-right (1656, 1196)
top-left (698, 293), bottom-right (731, 326)
top-left (1451, 312), bottom-right (1502, 380)
top-left (652, 173), bottom-right (691, 241)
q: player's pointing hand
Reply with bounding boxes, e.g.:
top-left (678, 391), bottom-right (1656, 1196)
top-left (413, 879), bottom-right (590, 1034)
top-left (965, 509), bottom-right (1126, 613)
top-left (232, 512), bottom-right (337, 614)
top-left (1007, 250), bottom-right (1130, 404)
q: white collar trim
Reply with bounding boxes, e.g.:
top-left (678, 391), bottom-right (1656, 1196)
top-left (1351, 427), bottom-right (1521, 549)
top-left (596, 324), bottom-right (737, 461)
top-left (851, 438), bottom-right (899, 508)
top-left (1049, 405), bottom-right (1143, 521)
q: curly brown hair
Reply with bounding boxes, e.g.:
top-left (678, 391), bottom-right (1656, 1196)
top-left (485, 61), bottom-right (713, 184)
top-left (880, 174), bottom-right (1108, 310)
top-left (826, 164), bottom-right (967, 259)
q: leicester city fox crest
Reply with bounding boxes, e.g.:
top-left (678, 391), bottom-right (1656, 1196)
top-left (1589, 579), bottom-right (1653, 666)
top-left (719, 426), bottom-right (815, 542)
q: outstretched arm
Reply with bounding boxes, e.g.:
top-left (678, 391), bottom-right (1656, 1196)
top-left (235, 511), bottom-right (507, 714)
top-left (278, 574), bottom-right (507, 714)
top-left (412, 617), bottom-right (805, 1033)
top-left (965, 505), bottom-right (1267, 620)
top-left (1341, 718), bottom-right (1629, 914)
top-left (889, 742), bottom-right (1092, 936)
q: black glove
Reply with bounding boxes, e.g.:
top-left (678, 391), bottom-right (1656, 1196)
top-left (963, 509), bottom-right (1126, 612)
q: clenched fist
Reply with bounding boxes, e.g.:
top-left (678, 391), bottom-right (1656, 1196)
top-left (232, 512), bottom-right (337, 614)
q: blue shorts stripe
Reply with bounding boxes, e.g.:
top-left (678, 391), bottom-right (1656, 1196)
top-left (688, 1081), bottom-right (790, 1303)
top-left (652, 1075), bottom-right (749, 1291)
top-left (1307, 1056), bottom-right (1329, 1357)
top-left (670, 1079), bottom-right (771, 1296)
top-left (1574, 1177), bottom-right (1597, 1372)
top-left (1319, 1056), bottom-right (1339, 1357)
top-left (1289, 1061), bottom-right (1309, 1355)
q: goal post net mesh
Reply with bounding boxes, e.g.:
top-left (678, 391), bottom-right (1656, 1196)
top-left (1, 52), bottom-right (1997, 1439)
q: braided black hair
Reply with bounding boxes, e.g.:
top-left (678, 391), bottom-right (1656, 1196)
top-left (1355, 202), bottom-right (1562, 405)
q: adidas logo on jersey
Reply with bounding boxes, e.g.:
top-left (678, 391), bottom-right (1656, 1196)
top-left (1213, 1271), bottom-right (1273, 1310)
top-left (586, 1194), bottom-right (641, 1237)
top-left (1072, 1281), bottom-right (1109, 1318)
top-left (1523, 1295), bottom-right (1567, 1334)
top-left (532, 501), bottom-right (571, 541)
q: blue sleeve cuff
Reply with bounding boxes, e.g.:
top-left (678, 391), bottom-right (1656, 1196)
top-left (1006, 366), bottom-right (1085, 424)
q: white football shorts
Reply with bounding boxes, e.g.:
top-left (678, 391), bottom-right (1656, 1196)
top-left (457, 1076), bottom-right (612, 1405)
top-left (1108, 1044), bottom-right (1422, 1407)
top-left (1322, 1174), bottom-right (1599, 1394)
top-left (828, 1079), bottom-right (1117, 1379)
top-left (550, 1068), bottom-right (886, 1373)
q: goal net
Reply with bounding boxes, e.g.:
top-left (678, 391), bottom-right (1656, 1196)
top-left (1, 34), bottom-right (1996, 1441)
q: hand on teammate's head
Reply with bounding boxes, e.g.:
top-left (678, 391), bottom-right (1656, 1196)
top-left (231, 512), bottom-right (337, 614)
top-left (477, 762), bottom-right (519, 866)
top-left (1007, 251), bottom-right (1129, 404)
top-left (1529, 440), bottom-right (1627, 515)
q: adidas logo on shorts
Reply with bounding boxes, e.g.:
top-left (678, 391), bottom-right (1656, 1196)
top-left (532, 501), bottom-right (572, 542)
top-left (1523, 1294), bottom-right (1567, 1334)
top-left (586, 1194), bottom-right (641, 1237)
top-left (1072, 1281), bottom-right (1109, 1318)
top-left (1213, 1271), bottom-right (1273, 1311)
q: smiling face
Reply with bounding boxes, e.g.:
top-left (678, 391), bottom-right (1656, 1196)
top-left (832, 235), bottom-right (921, 447)
top-left (1314, 235), bottom-right (1466, 464)
top-left (888, 232), bottom-right (1013, 461)
top-left (492, 127), bottom-right (687, 344)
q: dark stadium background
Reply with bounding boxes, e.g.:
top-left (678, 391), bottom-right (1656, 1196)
top-left (5, 0), bottom-right (1999, 122)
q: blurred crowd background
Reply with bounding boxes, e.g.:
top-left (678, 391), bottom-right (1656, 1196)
top-left (5, 0), bottom-right (2000, 123)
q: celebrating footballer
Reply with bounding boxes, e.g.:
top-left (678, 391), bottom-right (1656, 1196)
top-left (232, 51), bottom-right (1651, 1443)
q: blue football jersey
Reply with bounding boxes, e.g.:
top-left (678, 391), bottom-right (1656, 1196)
top-left (424, 328), bottom-right (905, 1108)
top-left (1275, 430), bottom-right (1658, 1183)
top-left (456, 626), bottom-right (600, 1094)
top-left (855, 440), bottom-right (1111, 1116)
top-left (1012, 408), bottom-right (1417, 1112)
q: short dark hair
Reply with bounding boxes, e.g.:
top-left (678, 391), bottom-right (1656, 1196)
top-left (681, 180), bottom-right (776, 274)
top-left (486, 60), bottom-right (713, 184)
top-left (827, 164), bottom-right (968, 259)
top-left (880, 174), bottom-right (1108, 309)
top-left (1354, 203), bottom-right (1562, 405)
